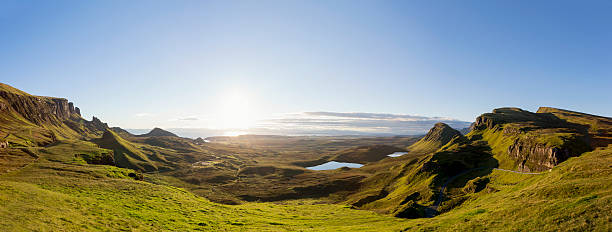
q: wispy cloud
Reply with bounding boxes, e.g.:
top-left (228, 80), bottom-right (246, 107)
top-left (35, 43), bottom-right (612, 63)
top-left (303, 112), bottom-right (454, 121)
top-left (134, 113), bottom-right (153, 117)
top-left (249, 111), bottom-right (471, 136)
top-left (178, 116), bottom-right (199, 121)
top-left (143, 112), bottom-right (472, 138)
top-left (169, 116), bottom-right (200, 121)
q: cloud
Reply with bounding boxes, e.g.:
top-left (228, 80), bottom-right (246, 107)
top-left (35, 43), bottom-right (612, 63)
top-left (252, 112), bottom-right (471, 135)
top-left (177, 116), bottom-right (199, 121)
top-left (147, 112), bottom-right (472, 138)
top-left (303, 112), bottom-right (454, 121)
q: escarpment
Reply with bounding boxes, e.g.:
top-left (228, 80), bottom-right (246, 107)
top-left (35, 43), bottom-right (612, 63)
top-left (0, 83), bottom-right (110, 141)
top-left (472, 107), bottom-right (603, 171)
top-left (0, 90), bottom-right (80, 126)
top-left (507, 138), bottom-right (589, 172)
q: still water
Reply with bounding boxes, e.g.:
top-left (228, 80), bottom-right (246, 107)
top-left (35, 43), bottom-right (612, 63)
top-left (387, 152), bottom-right (408, 157)
top-left (306, 161), bottom-right (363, 170)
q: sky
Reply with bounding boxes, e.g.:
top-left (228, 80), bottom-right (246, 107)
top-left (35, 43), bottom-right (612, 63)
top-left (1, 1), bottom-right (611, 134)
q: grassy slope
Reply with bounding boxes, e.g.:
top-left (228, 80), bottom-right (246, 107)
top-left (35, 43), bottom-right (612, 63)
top-left (399, 145), bottom-right (612, 231)
top-left (0, 83), bottom-right (31, 96)
top-left (2, 140), bottom-right (610, 231)
top-left (0, 140), bottom-right (412, 231)
top-left (345, 108), bottom-right (610, 221)
top-left (3, 83), bottom-right (611, 231)
top-left (94, 130), bottom-right (160, 172)
top-left (0, 86), bottom-right (95, 146)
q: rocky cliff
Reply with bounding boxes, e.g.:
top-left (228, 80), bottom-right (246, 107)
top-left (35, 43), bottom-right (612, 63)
top-left (508, 139), bottom-right (574, 172)
top-left (0, 90), bottom-right (80, 126)
top-left (0, 83), bottom-right (108, 142)
top-left (472, 107), bottom-right (594, 171)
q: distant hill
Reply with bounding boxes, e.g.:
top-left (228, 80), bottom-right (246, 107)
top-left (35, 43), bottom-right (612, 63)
top-left (137, 127), bottom-right (178, 137)
top-left (110, 126), bottom-right (134, 138)
top-left (1, 82), bottom-right (611, 231)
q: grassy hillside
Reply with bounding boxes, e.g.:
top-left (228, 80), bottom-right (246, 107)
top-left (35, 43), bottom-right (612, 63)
top-left (408, 123), bottom-right (464, 154)
top-left (398, 145), bottom-right (612, 231)
top-left (94, 129), bottom-right (161, 172)
top-left (0, 139), bottom-right (413, 231)
top-left (1, 83), bottom-right (611, 231)
top-left (343, 108), bottom-right (611, 221)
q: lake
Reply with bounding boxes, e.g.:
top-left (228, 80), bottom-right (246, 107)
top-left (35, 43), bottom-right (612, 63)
top-left (306, 161), bottom-right (363, 170)
top-left (387, 152), bottom-right (408, 157)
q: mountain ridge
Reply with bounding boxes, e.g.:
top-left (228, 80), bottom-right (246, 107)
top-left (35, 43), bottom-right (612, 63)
top-left (1, 82), bottom-right (611, 231)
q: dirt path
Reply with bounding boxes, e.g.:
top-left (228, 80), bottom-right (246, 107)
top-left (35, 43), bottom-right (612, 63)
top-left (425, 167), bottom-right (544, 217)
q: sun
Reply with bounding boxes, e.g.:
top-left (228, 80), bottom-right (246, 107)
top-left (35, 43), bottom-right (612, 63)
top-left (212, 90), bottom-right (257, 130)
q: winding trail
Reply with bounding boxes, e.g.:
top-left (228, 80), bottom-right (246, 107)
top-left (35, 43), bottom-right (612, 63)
top-left (425, 167), bottom-right (544, 217)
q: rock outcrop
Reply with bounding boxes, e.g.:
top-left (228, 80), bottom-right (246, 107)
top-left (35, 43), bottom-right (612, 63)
top-left (1, 83), bottom-right (110, 141)
top-left (472, 107), bottom-right (595, 171)
top-left (507, 140), bottom-right (571, 172)
top-left (0, 133), bottom-right (9, 148)
top-left (0, 89), bottom-right (81, 126)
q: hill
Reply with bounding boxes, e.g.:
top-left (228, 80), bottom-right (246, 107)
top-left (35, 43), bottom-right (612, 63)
top-left (94, 129), bottom-right (160, 172)
top-left (1, 82), bottom-right (611, 231)
top-left (408, 122), bottom-right (465, 154)
top-left (343, 107), bottom-right (611, 222)
top-left (0, 82), bottom-right (416, 230)
top-left (137, 127), bottom-right (178, 137)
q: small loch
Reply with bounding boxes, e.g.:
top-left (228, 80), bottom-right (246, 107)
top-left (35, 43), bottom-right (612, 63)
top-left (306, 161), bottom-right (363, 170)
top-left (387, 152), bottom-right (409, 157)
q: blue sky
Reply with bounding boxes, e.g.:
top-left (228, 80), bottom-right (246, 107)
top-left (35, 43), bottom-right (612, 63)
top-left (1, 1), bottom-right (610, 131)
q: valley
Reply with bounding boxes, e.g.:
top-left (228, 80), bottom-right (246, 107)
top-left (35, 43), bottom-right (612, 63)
top-left (1, 82), bottom-right (611, 231)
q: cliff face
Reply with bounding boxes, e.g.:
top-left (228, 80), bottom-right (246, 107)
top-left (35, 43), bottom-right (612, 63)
top-left (472, 107), bottom-right (596, 171)
top-left (0, 91), bottom-right (80, 126)
top-left (508, 139), bottom-right (571, 172)
top-left (0, 83), bottom-right (108, 142)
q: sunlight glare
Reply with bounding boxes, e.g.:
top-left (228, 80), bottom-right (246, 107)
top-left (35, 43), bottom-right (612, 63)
top-left (212, 90), bottom-right (258, 130)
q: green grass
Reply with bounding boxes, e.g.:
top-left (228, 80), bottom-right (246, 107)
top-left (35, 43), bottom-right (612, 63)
top-left (468, 127), bottom-right (517, 170)
top-left (397, 145), bottom-right (612, 231)
top-left (3, 86), bottom-right (612, 231)
top-left (0, 134), bottom-right (610, 231)
top-left (94, 130), bottom-right (161, 171)
top-left (0, 140), bottom-right (415, 231)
